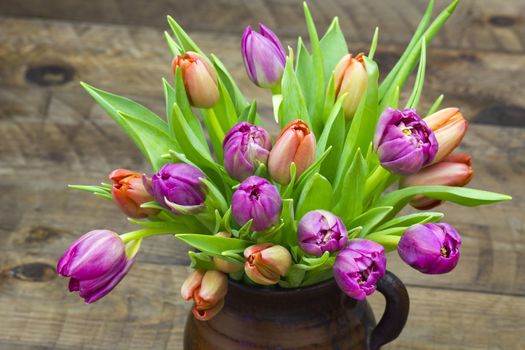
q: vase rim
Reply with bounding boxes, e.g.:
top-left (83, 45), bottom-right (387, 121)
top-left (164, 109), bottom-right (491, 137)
top-left (227, 277), bottom-right (338, 296)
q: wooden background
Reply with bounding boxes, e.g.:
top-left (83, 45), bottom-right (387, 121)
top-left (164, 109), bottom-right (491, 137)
top-left (0, 0), bottom-right (524, 349)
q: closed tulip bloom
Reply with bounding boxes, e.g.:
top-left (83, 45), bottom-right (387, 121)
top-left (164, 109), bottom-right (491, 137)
top-left (333, 239), bottom-right (386, 300)
top-left (242, 24), bottom-right (286, 89)
top-left (334, 53), bottom-right (368, 119)
top-left (400, 153), bottom-right (474, 210)
top-left (223, 122), bottom-right (272, 181)
top-left (151, 163), bottom-right (207, 214)
top-left (57, 230), bottom-right (135, 303)
top-left (374, 108), bottom-right (438, 175)
top-left (244, 243), bottom-right (292, 285)
top-left (398, 223), bottom-right (461, 274)
top-left (181, 270), bottom-right (228, 321)
top-left (231, 176), bottom-right (282, 231)
top-left (109, 169), bottom-right (159, 218)
top-left (172, 51), bottom-right (219, 108)
top-left (212, 232), bottom-right (243, 273)
top-left (268, 120), bottom-right (316, 185)
top-left (424, 108), bottom-right (468, 163)
top-left (298, 210), bottom-right (348, 256)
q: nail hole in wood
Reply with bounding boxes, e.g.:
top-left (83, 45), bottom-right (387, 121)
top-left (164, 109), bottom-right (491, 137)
top-left (473, 105), bottom-right (525, 128)
top-left (489, 15), bottom-right (516, 27)
top-left (25, 64), bottom-right (75, 86)
top-left (10, 263), bottom-right (57, 282)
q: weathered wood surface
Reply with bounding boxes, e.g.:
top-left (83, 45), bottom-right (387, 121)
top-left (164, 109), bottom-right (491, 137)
top-left (0, 0), bottom-right (524, 349)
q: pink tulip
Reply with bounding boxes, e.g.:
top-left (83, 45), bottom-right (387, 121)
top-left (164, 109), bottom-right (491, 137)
top-left (268, 120), bottom-right (316, 185)
top-left (334, 53), bottom-right (368, 119)
top-left (244, 243), bottom-right (292, 285)
top-left (181, 269), bottom-right (228, 321)
top-left (424, 108), bottom-right (468, 163)
top-left (400, 153), bottom-right (474, 210)
top-left (172, 51), bottom-right (219, 108)
top-left (109, 169), bottom-right (159, 218)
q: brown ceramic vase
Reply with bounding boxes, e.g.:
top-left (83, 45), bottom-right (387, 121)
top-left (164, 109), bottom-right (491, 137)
top-left (184, 270), bottom-right (409, 350)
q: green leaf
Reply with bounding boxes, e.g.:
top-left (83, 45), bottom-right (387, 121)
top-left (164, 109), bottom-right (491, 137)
top-left (164, 31), bottom-right (181, 56)
top-left (236, 220), bottom-right (253, 241)
top-left (282, 266), bottom-right (306, 287)
top-left (295, 37), bottom-right (316, 118)
top-left (320, 17), bottom-right (348, 86)
top-left (405, 39), bottom-right (426, 109)
top-left (322, 73), bottom-right (336, 123)
top-left (189, 251), bottom-right (216, 270)
top-left (167, 15), bottom-right (203, 54)
top-left (294, 252), bottom-right (332, 271)
top-left (347, 226), bottom-right (363, 239)
top-left (211, 54), bottom-right (248, 114)
top-left (367, 226), bottom-right (408, 238)
top-left (347, 206), bottom-right (394, 237)
top-left (281, 199), bottom-right (297, 247)
top-left (281, 163), bottom-right (297, 199)
top-left (176, 234), bottom-right (252, 256)
top-left (333, 149), bottom-right (367, 222)
top-left (68, 184), bottom-right (111, 199)
top-left (377, 212), bottom-right (444, 231)
top-left (317, 95), bottom-right (345, 182)
top-left (238, 100), bottom-right (257, 123)
top-left (301, 269), bottom-right (333, 287)
top-left (375, 186), bottom-right (512, 218)
top-left (280, 50), bottom-right (311, 128)
top-left (368, 234), bottom-right (400, 251)
top-left (368, 27), bottom-right (379, 60)
top-left (293, 146), bottom-right (332, 195)
top-left (427, 94), bottom-right (444, 116)
top-left (205, 78), bottom-right (237, 134)
top-left (201, 178), bottom-right (228, 214)
top-left (296, 173), bottom-right (332, 218)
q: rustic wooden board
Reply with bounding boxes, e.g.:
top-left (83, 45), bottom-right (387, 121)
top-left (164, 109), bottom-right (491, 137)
top-left (0, 1), bottom-right (524, 348)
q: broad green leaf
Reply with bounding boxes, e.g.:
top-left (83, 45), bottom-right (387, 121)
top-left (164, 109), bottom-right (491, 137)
top-left (236, 220), bottom-right (253, 241)
top-left (368, 234), bottom-right (400, 251)
top-left (200, 108), bottom-right (225, 163)
top-left (282, 266), bottom-right (306, 287)
top-left (377, 212), bottom-right (444, 231)
top-left (176, 234), bottom-right (252, 256)
top-left (280, 51), bottom-right (311, 128)
top-left (333, 149), bottom-right (367, 222)
top-left (295, 37), bottom-right (316, 118)
top-left (296, 173), bottom-right (333, 218)
top-left (281, 199), bottom-right (297, 247)
top-left (405, 39), bottom-right (426, 109)
top-left (189, 251), bottom-right (216, 270)
top-left (164, 31), bottom-right (181, 56)
top-left (211, 54), bottom-right (249, 114)
top-left (322, 74), bottom-right (336, 123)
top-left (317, 95), bottom-right (345, 182)
top-left (301, 269), bottom-right (333, 287)
top-left (201, 178), bottom-right (228, 214)
top-left (167, 15), bottom-right (203, 54)
top-left (367, 226), bottom-right (408, 238)
top-left (375, 186), bottom-right (512, 218)
top-left (320, 17), bottom-right (348, 86)
top-left (294, 252), bottom-right (332, 271)
top-left (238, 100), bottom-right (257, 123)
top-left (347, 206), bottom-right (394, 237)
top-left (281, 163), bottom-right (297, 199)
top-left (293, 147), bottom-right (332, 196)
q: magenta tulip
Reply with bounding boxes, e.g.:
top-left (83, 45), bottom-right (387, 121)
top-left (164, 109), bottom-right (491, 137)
top-left (298, 210), bottom-right (348, 256)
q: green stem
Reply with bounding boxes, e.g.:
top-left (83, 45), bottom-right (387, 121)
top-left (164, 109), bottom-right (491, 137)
top-left (120, 228), bottom-right (174, 243)
top-left (272, 94), bottom-right (283, 123)
top-left (364, 166), bottom-right (390, 196)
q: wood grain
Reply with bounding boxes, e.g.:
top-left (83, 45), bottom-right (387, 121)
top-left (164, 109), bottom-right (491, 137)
top-left (0, 1), bottom-right (524, 349)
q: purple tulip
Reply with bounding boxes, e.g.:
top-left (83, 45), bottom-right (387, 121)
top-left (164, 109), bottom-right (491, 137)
top-left (374, 108), bottom-right (438, 175)
top-left (231, 176), bottom-right (282, 231)
top-left (57, 230), bottom-right (135, 303)
top-left (242, 24), bottom-right (286, 89)
top-left (398, 223), bottom-right (461, 274)
top-left (150, 163), bottom-right (206, 214)
top-left (333, 239), bottom-right (386, 300)
top-left (223, 122), bottom-right (272, 181)
top-left (298, 210), bottom-right (348, 256)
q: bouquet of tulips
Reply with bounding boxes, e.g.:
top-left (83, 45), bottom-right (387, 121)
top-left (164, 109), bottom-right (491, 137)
top-left (57, 0), bottom-right (510, 321)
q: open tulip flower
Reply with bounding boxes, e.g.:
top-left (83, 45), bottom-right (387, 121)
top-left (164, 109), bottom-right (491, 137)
top-left (66, 1), bottom-right (511, 323)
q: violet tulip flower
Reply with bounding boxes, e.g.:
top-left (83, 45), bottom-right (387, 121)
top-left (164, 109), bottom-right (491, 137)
top-left (298, 210), bottom-right (348, 256)
top-left (223, 122), bottom-right (272, 181)
top-left (242, 24), bottom-right (286, 89)
top-left (400, 153), bottom-right (474, 210)
top-left (333, 239), bottom-right (386, 300)
top-left (374, 108), bottom-right (438, 175)
top-left (232, 176), bottom-right (282, 231)
top-left (268, 120), bottom-right (316, 185)
top-left (244, 243), bottom-right (292, 285)
top-left (398, 223), bottom-right (461, 274)
top-left (181, 269), bottom-right (228, 321)
top-left (57, 230), bottom-right (135, 303)
top-left (109, 169), bottom-right (159, 218)
top-left (150, 163), bottom-right (207, 214)
top-left (172, 51), bottom-right (219, 108)
top-left (334, 53), bottom-right (368, 119)
top-left (424, 107), bottom-right (468, 163)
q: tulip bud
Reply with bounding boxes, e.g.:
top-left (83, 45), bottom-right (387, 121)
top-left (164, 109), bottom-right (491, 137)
top-left (223, 122), bottom-right (272, 181)
top-left (242, 24), bottom-right (286, 89)
top-left (398, 223), bottom-right (461, 274)
top-left (268, 120), bottom-right (316, 185)
top-left (334, 53), bottom-right (368, 119)
top-left (424, 108), bottom-right (468, 163)
top-left (231, 176), bottom-right (282, 231)
top-left (57, 230), bottom-right (135, 303)
top-left (109, 169), bottom-right (159, 218)
top-left (172, 51), bottom-right (219, 108)
top-left (212, 232), bottom-right (243, 273)
top-left (244, 243), bottom-right (292, 285)
top-left (374, 108), bottom-right (438, 175)
top-left (400, 153), bottom-right (474, 210)
top-left (150, 163), bottom-right (207, 215)
top-left (181, 269), bottom-right (228, 321)
top-left (298, 210), bottom-right (348, 256)
top-left (333, 239), bottom-right (386, 300)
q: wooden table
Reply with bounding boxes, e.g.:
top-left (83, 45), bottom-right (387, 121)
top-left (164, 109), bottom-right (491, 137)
top-left (0, 1), bottom-right (523, 349)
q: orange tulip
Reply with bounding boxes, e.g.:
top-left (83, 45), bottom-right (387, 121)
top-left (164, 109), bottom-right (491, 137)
top-left (424, 108), bottom-right (468, 163)
top-left (400, 153), bottom-right (474, 210)
top-left (172, 52), bottom-right (219, 108)
top-left (334, 53), bottom-right (368, 119)
top-left (109, 169), bottom-right (158, 218)
top-left (181, 269), bottom-right (228, 321)
top-left (244, 243), bottom-right (292, 285)
top-left (268, 120), bottom-right (316, 185)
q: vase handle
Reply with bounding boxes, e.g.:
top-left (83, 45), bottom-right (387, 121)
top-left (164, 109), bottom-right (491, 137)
top-left (369, 270), bottom-right (410, 350)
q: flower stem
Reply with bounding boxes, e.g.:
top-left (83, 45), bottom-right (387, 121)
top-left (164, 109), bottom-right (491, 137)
top-left (364, 166), bottom-right (391, 204)
top-left (120, 228), bottom-right (174, 243)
